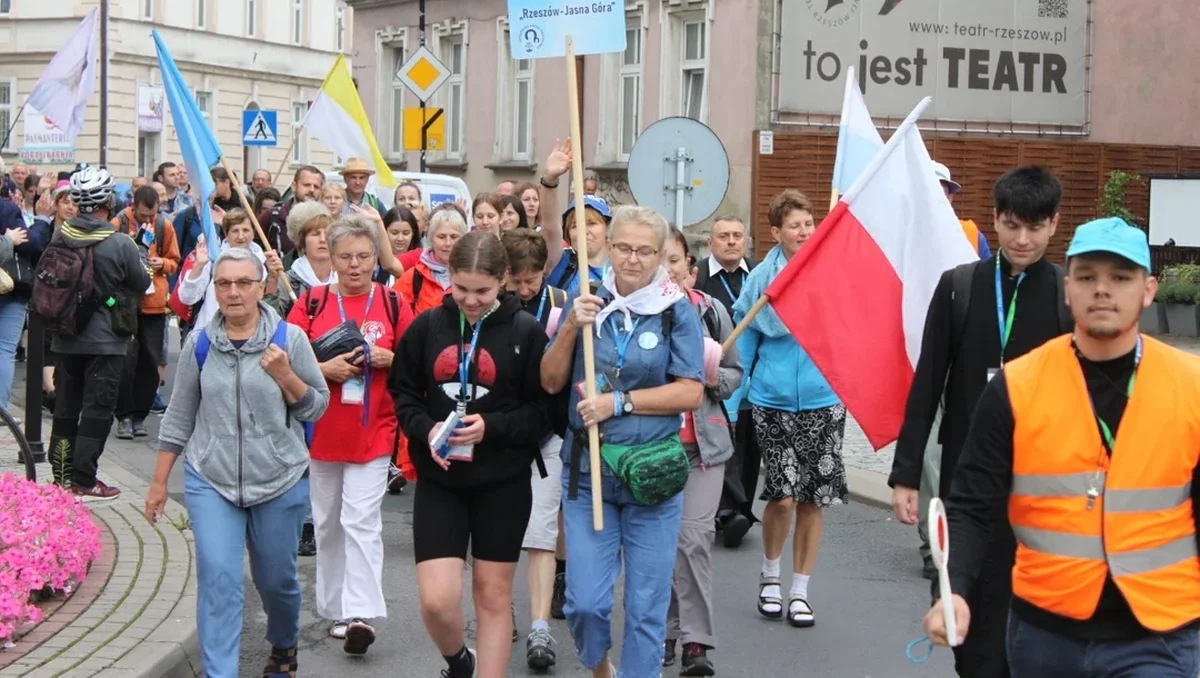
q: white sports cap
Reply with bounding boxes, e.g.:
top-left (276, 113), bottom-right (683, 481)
top-left (931, 161), bottom-right (962, 194)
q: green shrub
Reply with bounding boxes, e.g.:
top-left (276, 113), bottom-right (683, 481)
top-left (1161, 264), bottom-right (1200, 284)
top-left (1157, 280), bottom-right (1200, 305)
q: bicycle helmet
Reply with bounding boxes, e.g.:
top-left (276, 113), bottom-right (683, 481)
top-left (69, 163), bottom-right (116, 213)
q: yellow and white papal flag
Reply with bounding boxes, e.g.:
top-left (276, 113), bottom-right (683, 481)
top-left (304, 55), bottom-right (395, 186)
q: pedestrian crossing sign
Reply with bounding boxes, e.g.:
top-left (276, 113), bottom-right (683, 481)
top-left (242, 110), bottom-right (278, 147)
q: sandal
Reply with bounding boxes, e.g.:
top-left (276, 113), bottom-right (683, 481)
top-left (343, 618), bottom-right (376, 655)
top-left (787, 597), bottom-right (815, 628)
top-left (757, 576), bottom-right (783, 619)
top-left (329, 619), bottom-right (350, 639)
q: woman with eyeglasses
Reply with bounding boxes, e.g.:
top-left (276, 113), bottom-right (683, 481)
top-left (541, 205), bottom-right (706, 678)
top-left (146, 247), bottom-right (330, 678)
top-left (287, 214), bottom-right (414, 655)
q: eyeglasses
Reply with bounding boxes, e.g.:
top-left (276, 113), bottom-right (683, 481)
top-left (611, 242), bottom-right (659, 260)
top-left (214, 278), bottom-right (260, 293)
top-left (335, 252), bottom-right (375, 264)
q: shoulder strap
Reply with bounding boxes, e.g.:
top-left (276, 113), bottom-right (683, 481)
top-left (661, 304), bottom-right (675, 342)
top-left (155, 216), bottom-right (166, 254)
top-left (549, 287), bottom-right (568, 309)
top-left (554, 252), bottom-right (579, 290)
top-left (383, 286), bottom-right (400, 327)
top-left (694, 262), bottom-right (710, 290)
top-left (411, 273), bottom-right (424, 313)
top-left (117, 211), bottom-right (130, 233)
top-left (950, 261), bottom-right (978, 349)
top-left (195, 329), bottom-right (211, 370)
top-left (306, 285), bottom-right (329, 323)
top-left (1051, 262), bottom-right (1071, 332)
top-left (701, 303), bottom-right (719, 339)
top-left (271, 320), bottom-right (289, 350)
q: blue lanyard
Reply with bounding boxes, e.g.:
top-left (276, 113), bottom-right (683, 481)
top-left (994, 254), bottom-right (1026, 364)
top-left (608, 315), bottom-right (643, 377)
top-left (458, 304), bottom-right (497, 409)
top-left (718, 269), bottom-right (745, 301)
top-left (533, 286), bottom-right (549, 324)
top-left (335, 283), bottom-right (377, 427)
top-left (1084, 334), bottom-right (1142, 454)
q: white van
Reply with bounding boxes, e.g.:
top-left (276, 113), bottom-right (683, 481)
top-left (323, 169), bottom-right (471, 219)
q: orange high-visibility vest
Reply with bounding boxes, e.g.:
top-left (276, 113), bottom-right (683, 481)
top-left (1005, 335), bottom-right (1200, 632)
top-left (960, 219), bottom-right (981, 253)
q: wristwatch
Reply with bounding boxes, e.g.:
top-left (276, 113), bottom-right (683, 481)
top-left (539, 175), bottom-right (560, 189)
top-left (620, 391), bottom-right (635, 415)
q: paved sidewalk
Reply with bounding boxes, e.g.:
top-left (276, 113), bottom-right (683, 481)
top-left (0, 405), bottom-right (200, 678)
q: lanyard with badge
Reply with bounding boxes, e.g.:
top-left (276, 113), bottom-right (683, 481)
top-left (533, 287), bottom-right (549, 325)
top-left (451, 304), bottom-right (497, 461)
top-left (718, 269), bottom-right (745, 302)
top-left (988, 254), bottom-right (1026, 381)
top-left (336, 283), bottom-right (375, 425)
top-left (1082, 334), bottom-right (1142, 510)
top-left (608, 315), bottom-right (645, 381)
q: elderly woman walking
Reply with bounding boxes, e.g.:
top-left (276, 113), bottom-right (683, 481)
top-left (288, 214), bottom-right (414, 654)
top-left (394, 205), bottom-right (468, 315)
top-left (542, 205), bottom-right (706, 678)
top-left (144, 248), bottom-right (330, 678)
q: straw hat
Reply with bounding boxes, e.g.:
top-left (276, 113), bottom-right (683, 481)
top-left (338, 158), bottom-right (375, 177)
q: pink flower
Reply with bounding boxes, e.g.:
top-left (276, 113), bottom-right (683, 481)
top-left (0, 474), bottom-right (102, 646)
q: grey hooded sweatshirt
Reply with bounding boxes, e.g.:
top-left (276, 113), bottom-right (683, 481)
top-left (158, 303), bottom-right (330, 507)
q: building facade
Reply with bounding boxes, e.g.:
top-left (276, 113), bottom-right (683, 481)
top-left (345, 0), bottom-right (760, 240)
top-left (0, 0), bottom-right (352, 185)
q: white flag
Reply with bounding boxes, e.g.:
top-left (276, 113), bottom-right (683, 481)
top-left (26, 9), bottom-right (99, 143)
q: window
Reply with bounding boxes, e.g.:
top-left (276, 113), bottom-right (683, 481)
top-left (197, 0), bottom-right (206, 28)
top-left (618, 25), bottom-right (642, 158)
top-left (138, 133), bottom-right (160, 179)
top-left (291, 102), bottom-right (308, 164)
top-left (388, 45), bottom-right (405, 157)
top-left (512, 58), bottom-right (534, 160)
top-left (143, 0), bottom-right (153, 20)
top-left (0, 80), bottom-right (13, 152)
top-left (336, 5), bottom-right (346, 52)
top-left (439, 36), bottom-right (466, 159)
top-left (680, 20), bottom-right (706, 120)
top-left (292, 0), bottom-right (303, 45)
top-left (195, 90), bottom-right (213, 133)
top-left (246, 0), bottom-right (257, 37)
top-left (0, 0), bottom-right (11, 16)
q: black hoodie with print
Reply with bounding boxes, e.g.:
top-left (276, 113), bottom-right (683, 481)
top-left (390, 293), bottom-right (550, 488)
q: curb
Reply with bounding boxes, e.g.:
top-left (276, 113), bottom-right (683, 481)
top-left (847, 465), bottom-right (892, 511)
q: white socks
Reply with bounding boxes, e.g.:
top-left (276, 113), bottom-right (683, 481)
top-left (762, 556), bottom-right (781, 578)
top-left (759, 557), bottom-right (783, 615)
top-left (791, 573), bottom-right (810, 601)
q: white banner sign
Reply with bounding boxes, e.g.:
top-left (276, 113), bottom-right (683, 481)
top-left (20, 106), bottom-right (75, 165)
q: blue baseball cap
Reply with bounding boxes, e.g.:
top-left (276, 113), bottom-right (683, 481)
top-left (1066, 217), bottom-right (1152, 272)
top-left (562, 195), bottom-right (612, 224)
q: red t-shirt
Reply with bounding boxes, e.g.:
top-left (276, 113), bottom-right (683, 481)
top-left (287, 284), bottom-right (414, 464)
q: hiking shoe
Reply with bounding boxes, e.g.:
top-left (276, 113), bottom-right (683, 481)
top-left (343, 618), bottom-right (375, 655)
top-left (721, 513), bottom-right (750, 549)
top-left (115, 419), bottom-right (134, 440)
top-left (680, 643), bottom-right (715, 676)
top-left (72, 480), bottom-right (121, 501)
top-left (550, 572), bottom-right (566, 619)
top-left (261, 644), bottom-right (298, 677)
top-left (439, 648), bottom-right (476, 678)
top-left (525, 627), bottom-right (557, 671)
top-left (131, 420), bottom-right (149, 438)
top-left (298, 522), bottom-right (316, 557)
top-left (150, 392), bottom-right (167, 414)
top-left (663, 638), bottom-right (677, 667)
top-left (922, 554), bottom-right (937, 580)
top-left (387, 463), bottom-right (407, 495)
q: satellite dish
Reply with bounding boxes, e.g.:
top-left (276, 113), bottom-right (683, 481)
top-left (627, 117), bottom-right (730, 228)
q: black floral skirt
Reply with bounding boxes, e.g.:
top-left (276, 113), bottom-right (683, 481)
top-left (752, 404), bottom-right (848, 507)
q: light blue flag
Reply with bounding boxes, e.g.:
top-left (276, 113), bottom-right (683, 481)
top-left (152, 30), bottom-right (222, 252)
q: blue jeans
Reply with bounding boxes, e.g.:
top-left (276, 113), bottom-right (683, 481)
top-left (562, 466), bottom-right (683, 678)
top-left (185, 463), bottom-right (308, 678)
top-left (1007, 611), bottom-right (1200, 678)
top-left (0, 298), bottom-right (26, 410)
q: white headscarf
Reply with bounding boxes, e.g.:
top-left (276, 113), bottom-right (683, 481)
top-left (594, 266), bottom-right (684, 336)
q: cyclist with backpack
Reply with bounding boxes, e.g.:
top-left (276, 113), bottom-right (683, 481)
top-left (35, 164), bottom-right (151, 498)
top-left (888, 166), bottom-right (1071, 678)
top-left (541, 205), bottom-right (705, 678)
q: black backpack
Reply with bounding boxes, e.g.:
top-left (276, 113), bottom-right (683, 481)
top-left (32, 231), bottom-right (105, 336)
top-left (948, 260), bottom-right (1072, 359)
top-left (117, 211), bottom-right (167, 255)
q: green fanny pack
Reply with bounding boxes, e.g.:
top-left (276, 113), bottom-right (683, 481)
top-left (600, 433), bottom-right (689, 505)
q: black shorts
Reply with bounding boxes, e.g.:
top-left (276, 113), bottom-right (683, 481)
top-left (413, 474), bottom-right (533, 564)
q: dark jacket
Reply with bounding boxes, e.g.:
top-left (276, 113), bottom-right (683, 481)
top-left (49, 213), bottom-right (153, 356)
top-left (0, 200), bottom-right (49, 261)
top-left (695, 255), bottom-right (758, 316)
top-left (390, 293), bottom-right (550, 488)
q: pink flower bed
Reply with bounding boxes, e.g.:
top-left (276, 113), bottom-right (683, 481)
top-left (0, 473), bottom-right (103, 647)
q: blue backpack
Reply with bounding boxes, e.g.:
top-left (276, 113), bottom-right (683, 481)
top-left (194, 321), bottom-right (315, 447)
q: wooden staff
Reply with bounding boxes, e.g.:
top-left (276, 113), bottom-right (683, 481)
top-left (270, 135), bottom-right (300, 191)
top-left (219, 156), bottom-right (296, 301)
top-left (566, 35), bottom-right (604, 532)
top-left (721, 295), bottom-right (769, 354)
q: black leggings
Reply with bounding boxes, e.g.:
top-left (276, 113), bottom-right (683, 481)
top-left (412, 474), bottom-right (532, 564)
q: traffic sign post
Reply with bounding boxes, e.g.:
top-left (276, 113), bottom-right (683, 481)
top-left (396, 41), bottom-right (451, 171)
top-left (403, 107), bottom-right (444, 152)
top-left (242, 110), bottom-right (278, 147)
top-left (507, 0), bottom-right (626, 531)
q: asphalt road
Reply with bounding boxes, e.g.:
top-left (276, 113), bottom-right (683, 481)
top-left (14, 324), bottom-right (956, 678)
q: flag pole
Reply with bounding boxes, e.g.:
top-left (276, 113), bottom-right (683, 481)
top-left (566, 34), bottom-right (604, 532)
top-left (722, 295), bottom-right (769, 354)
top-left (219, 156), bottom-right (296, 300)
top-left (829, 188), bottom-right (838, 212)
top-left (270, 134), bottom-right (301, 190)
top-left (0, 101), bottom-right (28, 153)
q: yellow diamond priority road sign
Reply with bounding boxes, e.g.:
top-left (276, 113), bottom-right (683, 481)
top-left (395, 45), bottom-right (450, 102)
